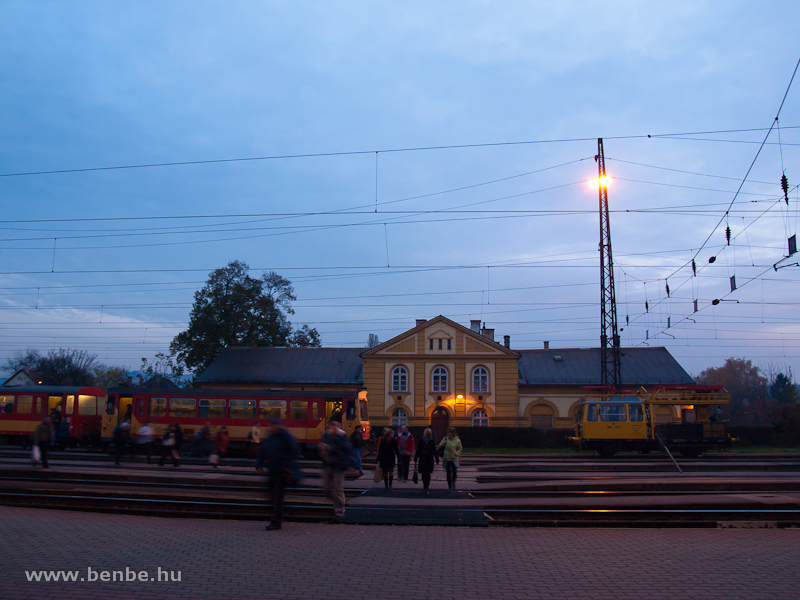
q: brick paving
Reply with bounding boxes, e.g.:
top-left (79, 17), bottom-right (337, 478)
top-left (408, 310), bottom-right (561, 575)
top-left (1, 507), bottom-right (797, 600)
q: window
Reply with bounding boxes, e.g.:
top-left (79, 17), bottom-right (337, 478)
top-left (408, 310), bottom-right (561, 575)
top-left (48, 396), bottom-right (62, 413)
top-left (65, 395), bottom-right (74, 415)
top-left (17, 396), bottom-right (32, 414)
top-left (35, 397), bottom-right (42, 414)
top-left (447, 339), bottom-right (451, 350)
top-left (108, 397), bottom-right (119, 416)
top-left (587, 404), bottom-right (598, 422)
top-left (472, 367), bottom-right (489, 393)
top-left (599, 404), bottom-right (627, 422)
top-left (135, 398), bottom-right (145, 418)
top-left (259, 400), bottom-right (286, 420)
top-left (345, 400), bottom-right (356, 420)
top-left (78, 395), bottom-right (97, 416)
top-left (311, 402), bottom-right (320, 421)
top-left (0, 395), bottom-right (14, 414)
top-left (229, 400), bottom-right (256, 419)
top-left (432, 366), bottom-right (448, 392)
top-left (359, 399), bottom-right (368, 421)
top-left (530, 415), bottom-right (553, 429)
top-left (391, 366), bottom-right (408, 393)
top-left (429, 339), bottom-right (433, 350)
top-left (472, 408), bottom-right (489, 427)
top-left (391, 408), bottom-right (408, 426)
top-left (199, 399), bottom-right (225, 419)
top-left (289, 401), bottom-right (307, 421)
top-left (149, 397), bottom-right (167, 417)
top-left (629, 404), bottom-right (644, 422)
top-left (438, 339), bottom-right (442, 350)
top-left (169, 398), bottom-right (196, 418)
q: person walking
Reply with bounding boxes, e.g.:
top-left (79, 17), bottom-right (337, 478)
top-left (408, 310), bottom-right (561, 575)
top-left (137, 421), bottom-right (155, 464)
top-left (212, 425), bottom-right (228, 468)
top-left (415, 428), bottom-right (439, 492)
top-left (396, 424), bottom-right (415, 482)
top-left (376, 427), bottom-right (400, 492)
top-left (437, 426), bottom-right (463, 491)
top-left (158, 423), bottom-right (180, 467)
top-left (349, 425), bottom-right (364, 475)
top-left (256, 417), bottom-right (300, 531)
top-left (320, 420), bottom-right (353, 524)
top-left (112, 421), bottom-right (130, 466)
top-left (248, 422), bottom-right (262, 457)
top-left (34, 416), bottom-right (53, 468)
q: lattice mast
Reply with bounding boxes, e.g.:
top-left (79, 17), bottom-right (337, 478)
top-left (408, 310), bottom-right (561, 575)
top-left (596, 138), bottom-right (621, 388)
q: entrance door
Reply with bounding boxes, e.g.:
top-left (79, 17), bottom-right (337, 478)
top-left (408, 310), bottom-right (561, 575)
top-left (431, 407), bottom-right (449, 443)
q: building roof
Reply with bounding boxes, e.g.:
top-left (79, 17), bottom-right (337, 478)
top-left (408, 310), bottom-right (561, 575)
top-left (195, 347), bottom-right (364, 385)
top-left (2, 366), bottom-right (44, 387)
top-left (517, 347), bottom-right (694, 386)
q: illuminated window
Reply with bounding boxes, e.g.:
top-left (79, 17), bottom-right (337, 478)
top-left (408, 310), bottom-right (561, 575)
top-left (149, 397), bottom-right (167, 417)
top-left (0, 395), bottom-right (14, 414)
top-left (472, 367), bottom-right (489, 393)
top-left (229, 400), bottom-right (256, 419)
top-left (259, 400), bottom-right (286, 420)
top-left (599, 404), bottom-right (627, 422)
top-left (169, 398), bottom-right (196, 418)
top-left (311, 402), bottom-right (320, 421)
top-left (199, 399), bottom-right (225, 419)
top-left (391, 366), bottom-right (408, 393)
top-left (432, 366), bottom-right (448, 393)
top-left (17, 396), bottom-right (32, 415)
top-left (289, 401), bottom-right (307, 421)
top-left (472, 408), bottom-right (489, 427)
top-left (65, 395), bottom-right (74, 415)
top-left (391, 408), bottom-right (408, 426)
top-left (77, 395), bottom-right (97, 416)
top-left (629, 404), bottom-right (643, 422)
top-left (359, 399), bottom-right (368, 421)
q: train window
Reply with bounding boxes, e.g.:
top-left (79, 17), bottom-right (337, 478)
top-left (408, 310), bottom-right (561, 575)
top-left (586, 404), bottom-right (598, 422)
top-left (149, 398), bottom-right (167, 417)
top-left (629, 404), bottom-right (643, 421)
top-left (35, 397), bottom-right (42, 414)
top-left (289, 401), bottom-right (307, 421)
top-left (169, 398), bottom-right (196, 418)
top-left (0, 395), bottom-right (14, 414)
top-left (599, 404), bottom-right (627, 422)
top-left (199, 399), bottom-right (225, 419)
top-left (66, 395), bottom-right (74, 415)
top-left (229, 400), bottom-right (256, 419)
top-left (259, 400), bottom-right (285, 420)
top-left (17, 396), bottom-right (33, 414)
top-left (311, 402), bottom-right (320, 421)
top-left (345, 400), bottom-right (356, 420)
top-left (48, 396), bottom-right (62, 414)
top-left (135, 398), bottom-right (145, 418)
top-left (78, 395), bottom-right (98, 416)
top-left (359, 399), bottom-right (368, 421)
top-left (106, 397), bottom-right (117, 416)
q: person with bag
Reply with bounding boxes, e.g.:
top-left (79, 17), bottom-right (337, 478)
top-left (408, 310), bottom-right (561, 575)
top-left (396, 424), bottom-right (416, 482)
top-left (34, 416), bottom-right (53, 468)
top-left (319, 420), bottom-right (353, 524)
top-left (211, 425), bottom-right (228, 468)
top-left (349, 425), bottom-right (364, 475)
top-left (257, 417), bottom-right (300, 531)
top-left (437, 426), bottom-right (463, 491)
top-left (376, 427), bottom-right (400, 492)
top-left (158, 424), bottom-right (180, 467)
top-left (415, 427), bottom-right (439, 492)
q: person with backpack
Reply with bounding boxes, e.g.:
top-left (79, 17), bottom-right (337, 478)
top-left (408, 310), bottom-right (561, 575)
top-left (319, 420), bottom-right (354, 524)
top-left (256, 418), bottom-right (300, 531)
top-left (437, 426), bottom-right (463, 491)
top-left (349, 425), bottom-right (364, 475)
top-left (415, 428), bottom-right (439, 492)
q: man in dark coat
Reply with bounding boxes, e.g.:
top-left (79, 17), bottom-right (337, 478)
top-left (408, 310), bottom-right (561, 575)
top-left (34, 417), bottom-right (53, 468)
top-left (320, 421), bottom-right (353, 524)
top-left (256, 418), bottom-right (300, 531)
top-left (349, 425), bottom-right (364, 475)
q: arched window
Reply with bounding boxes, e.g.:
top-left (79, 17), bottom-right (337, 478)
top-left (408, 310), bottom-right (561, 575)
top-left (472, 366), bottom-right (489, 393)
top-left (431, 366), bottom-right (448, 393)
top-left (391, 366), bottom-right (408, 393)
top-left (472, 408), bottom-right (489, 427)
top-left (391, 408), bottom-right (408, 426)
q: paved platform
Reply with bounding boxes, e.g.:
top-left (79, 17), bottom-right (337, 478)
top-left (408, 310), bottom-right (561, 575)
top-left (2, 507), bottom-right (798, 600)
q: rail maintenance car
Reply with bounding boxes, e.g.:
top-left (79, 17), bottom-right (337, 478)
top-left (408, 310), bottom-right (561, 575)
top-left (101, 387), bottom-right (370, 451)
top-left (0, 385), bottom-right (107, 448)
top-left (570, 385), bottom-right (732, 458)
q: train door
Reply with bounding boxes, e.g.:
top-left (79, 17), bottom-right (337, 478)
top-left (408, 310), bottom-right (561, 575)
top-left (308, 400), bottom-right (325, 446)
top-left (101, 394), bottom-right (117, 442)
top-left (342, 398), bottom-right (357, 436)
top-left (325, 400), bottom-right (342, 424)
top-left (120, 396), bottom-right (133, 423)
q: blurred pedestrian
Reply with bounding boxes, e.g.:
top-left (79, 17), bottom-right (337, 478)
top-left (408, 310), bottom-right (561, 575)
top-left (415, 427), bottom-right (439, 492)
top-left (437, 426), bottom-right (463, 491)
top-left (158, 423), bottom-right (180, 467)
top-left (34, 416), bottom-right (53, 468)
top-left (349, 424), bottom-right (364, 475)
top-left (137, 421), bottom-right (155, 464)
top-left (396, 424), bottom-right (415, 481)
top-left (112, 420), bottom-right (130, 466)
top-left (377, 427), bottom-right (400, 492)
top-left (256, 418), bottom-right (300, 531)
top-left (248, 421), bottom-right (262, 457)
top-left (212, 425), bottom-right (228, 468)
top-left (320, 420), bottom-right (353, 524)
top-left (49, 405), bottom-right (62, 447)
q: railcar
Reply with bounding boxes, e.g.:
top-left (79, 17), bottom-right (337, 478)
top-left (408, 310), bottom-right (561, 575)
top-left (0, 385), bottom-right (107, 448)
top-left (571, 385), bottom-right (732, 458)
top-left (102, 387), bottom-right (370, 451)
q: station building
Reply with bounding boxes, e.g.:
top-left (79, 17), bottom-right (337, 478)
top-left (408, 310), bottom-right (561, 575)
top-left (196, 315), bottom-right (694, 432)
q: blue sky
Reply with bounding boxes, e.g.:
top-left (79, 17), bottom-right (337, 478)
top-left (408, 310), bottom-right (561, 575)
top-left (1, 1), bottom-right (799, 378)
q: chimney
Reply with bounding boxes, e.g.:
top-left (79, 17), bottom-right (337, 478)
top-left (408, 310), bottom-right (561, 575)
top-left (480, 328), bottom-right (495, 342)
top-left (416, 319), bottom-right (427, 328)
top-left (543, 341), bottom-right (550, 350)
top-left (503, 335), bottom-right (510, 349)
top-left (470, 319), bottom-right (481, 333)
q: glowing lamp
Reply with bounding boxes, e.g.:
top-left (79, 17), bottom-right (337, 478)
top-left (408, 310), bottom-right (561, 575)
top-left (588, 176), bottom-right (612, 189)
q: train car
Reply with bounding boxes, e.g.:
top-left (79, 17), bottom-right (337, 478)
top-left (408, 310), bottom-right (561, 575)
top-left (0, 385), bottom-right (107, 448)
top-left (102, 387), bottom-right (370, 452)
top-left (570, 385), bottom-right (732, 458)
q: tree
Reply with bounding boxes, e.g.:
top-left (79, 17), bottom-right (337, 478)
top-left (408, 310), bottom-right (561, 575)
top-left (139, 352), bottom-right (189, 387)
top-left (769, 371), bottom-right (800, 405)
top-left (92, 365), bottom-right (130, 388)
top-left (287, 325), bottom-right (321, 347)
top-left (4, 348), bottom-right (99, 386)
top-left (695, 357), bottom-right (767, 424)
top-left (170, 260), bottom-right (320, 373)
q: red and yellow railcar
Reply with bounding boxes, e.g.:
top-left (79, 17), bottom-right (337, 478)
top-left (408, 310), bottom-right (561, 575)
top-left (0, 385), bottom-right (107, 447)
top-left (102, 387), bottom-right (369, 450)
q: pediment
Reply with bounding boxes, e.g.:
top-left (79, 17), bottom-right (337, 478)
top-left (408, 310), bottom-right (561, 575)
top-left (465, 335), bottom-right (504, 354)
top-left (375, 334), bottom-right (416, 354)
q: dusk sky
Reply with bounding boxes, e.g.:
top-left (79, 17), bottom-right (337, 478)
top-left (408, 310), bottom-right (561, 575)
top-left (1, 1), bottom-right (799, 378)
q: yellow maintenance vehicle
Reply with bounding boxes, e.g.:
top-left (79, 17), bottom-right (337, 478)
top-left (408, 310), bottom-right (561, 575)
top-left (571, 385), bottom-right (732, 458)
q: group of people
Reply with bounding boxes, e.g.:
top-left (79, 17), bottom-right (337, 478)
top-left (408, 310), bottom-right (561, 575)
top-left (108, 420), bottom-right (231, 467)
top-left (376, 425), bottom-right (463, 492)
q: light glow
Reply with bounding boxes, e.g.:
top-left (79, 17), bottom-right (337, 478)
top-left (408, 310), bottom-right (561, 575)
top-left (588, 175), bottom-right (612, 189)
